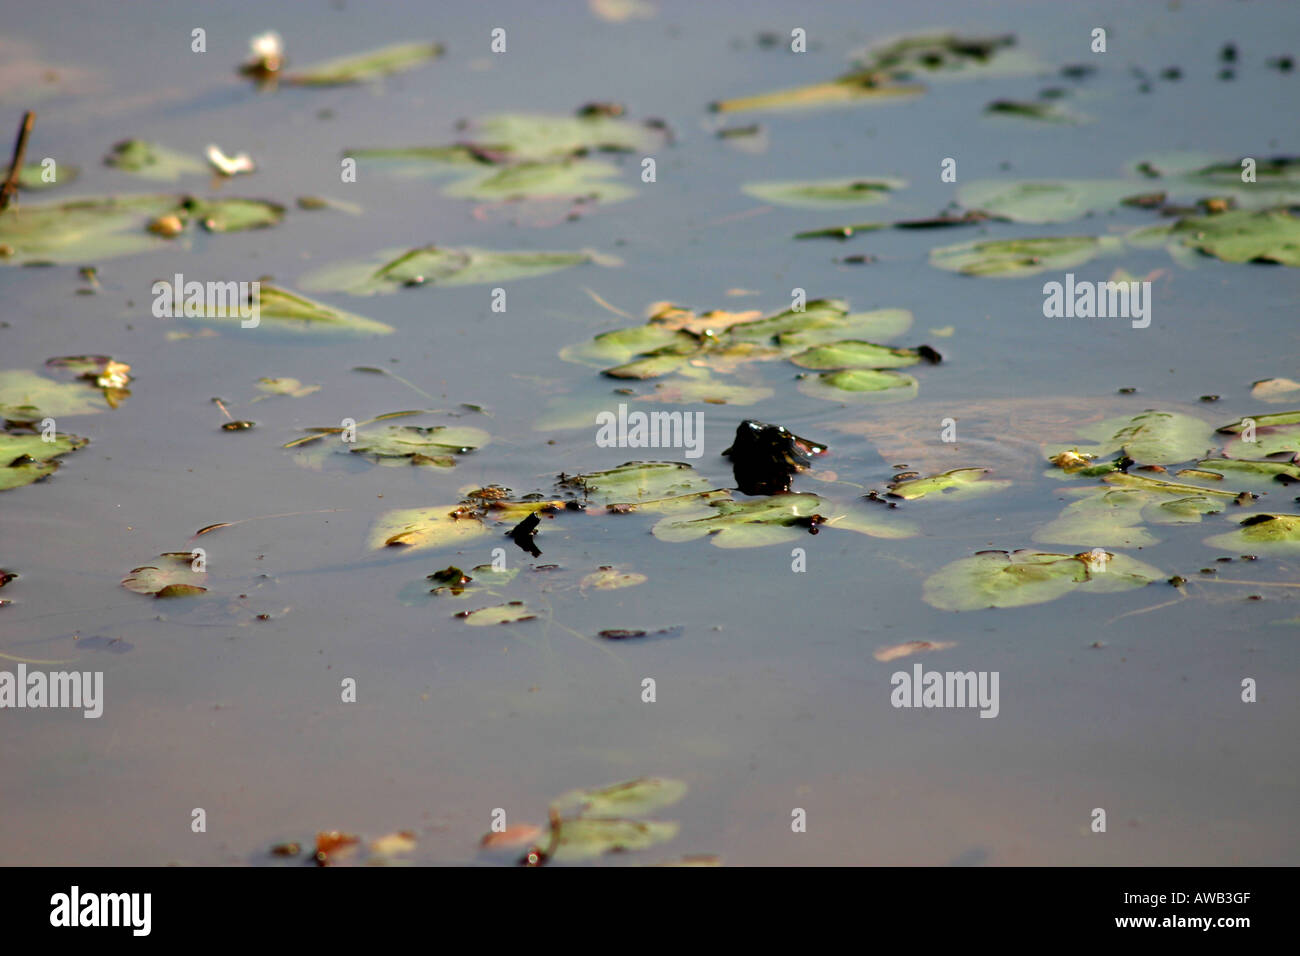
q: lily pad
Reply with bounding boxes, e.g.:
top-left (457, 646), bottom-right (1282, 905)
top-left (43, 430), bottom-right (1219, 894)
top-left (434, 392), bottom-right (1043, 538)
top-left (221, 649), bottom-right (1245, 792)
top-left (544, 818), bottom-right (680, 861)
top-left (796, 368), bottom-right (919, 403)
top-left (443, 159), bottom-right (635, 203)
top-left (17, 163), bottom-right (79, 190)
top-left (0, 194), bottom-right (179, 263)
top-left (0, 369), bottom-right (108, 421)
top-left (1102, 471), bottom-right (1243, 500)
top-left (580, 567), bottom-right (647, 591)
top-left (922, 548), bottom-right (1164, 611)
top-left (1204, 513), bottom-right (1300, 553)
top-left (350, 424), bottom-right (490, 461)
top-left (887, 467), bottom-right (1009, 500)
top-left (930, 235), bottom-right (1121, 277)
top-left (651, 492), bottom-right (912, 548)
top-left (1033, 489), bottom-right (1159, 548)
top-left (367, 505), bottom-right (491, 552)
top-left (194, 285), bottom-right (393, 336)
top-left (1196, 456), bottom-right (1300, 483)
top-left (0, 430), bottom-right (87, 491)
top-left (789, 340), bottom-right (921, 370)
top-left (455, 602), bottom-right (536, 626)
top-left (186, 197), bottom-right (284, 232)
top-left (559, 461), bottom-right (714, 506)
top-left (284, 41), bottom-right (443, 86)
top-left (121, 555), bottom-right (208, 597)
top-left (741, 177), bottom-right (906, 208)
top-left (957, 179), bottom-right (1138, 224)
top-left (300, 245), bottom-right (608, 295)
top-left (550, 777), bottom-right (687, 818)
top-left (985, 99), bottom-right (1086, 124)
top-left (1165, 207), bottom-right (1300, 266)
top-left (103, 140), bottom-right (205, 180)
top-left (1068, 410), bottom-right (1217, 465)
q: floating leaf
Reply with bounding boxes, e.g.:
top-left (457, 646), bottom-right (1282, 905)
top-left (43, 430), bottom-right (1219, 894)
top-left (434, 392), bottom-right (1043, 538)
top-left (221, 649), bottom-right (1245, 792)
top-left (930, 235), bottom-right (1121, 277)
top-left (17, 162), bottom-right (78, 190)
top-left (1204, 513), bottom-right (1300, 553)
top-left (284, 41), bottom-right (443, 86)
top-left (652, 492), bottom-right (912, 548)
top-left (796, 368), bottom-right (918, 403)
top-left (742, 177), bottom-right (906, 208)
top-left (550, 777), bottom-right (687, 818)
top-left (957, 179), bottom-right (1138, 223)
top-left (204, 285), bottom-right (393, 336)
top-left (456, 602), bottom-right (536, 626)
top-left (1033, 489), bottom-right (1159, 548)
top-left (559, 461), bottom-right (714, 505)
top-left (300, 245), bottom-right (607, 295)
top-left (254, 377), bottom-right (321, 398)
top-left (350, 425), bottom-right (489, 461)
top-left (1102, 471), bottom-right (1243, 499)
top-left (1164, 207), bottom-right (1300, 266)
top-left (545, 818), bottom-right (679, 861)
top-left (121, 555), bottom-right (207, 597)
top-left (922, 548), bottom-right (1163, 611)
top-left (187, 197), bottom-right (284, 232)
top-left (985, 99), bottom-right (1087, 124)
top-left (789, 340), bottom-right (921, 370)
top-left (0, 430), bottom-right (88, 491)
top-left (580, 567), bottom-right (647, 591)
top-left (1070, 410), bottom-right (1216, 464)
top-left (103, 140), bottom-right (205, 180)
top-left (367, 505), bottom-right (490, 552)
top-left (0, 369), bottom-right (108, 420)
top-left (443, 158), bottom-right (634, 203)
top-left (887, 467), bottom-right (1009, 500)
top-left (0, 194), bottom-right (179, 264)
top-left (1251, 378), bottom-right (1300, 403)
top-left (1197, 456), bottom-right (1300, 484)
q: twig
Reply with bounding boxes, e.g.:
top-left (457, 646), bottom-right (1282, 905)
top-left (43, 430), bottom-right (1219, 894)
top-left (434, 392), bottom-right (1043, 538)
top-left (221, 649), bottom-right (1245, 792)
top-left (0, 111), bottom-right (35, 213)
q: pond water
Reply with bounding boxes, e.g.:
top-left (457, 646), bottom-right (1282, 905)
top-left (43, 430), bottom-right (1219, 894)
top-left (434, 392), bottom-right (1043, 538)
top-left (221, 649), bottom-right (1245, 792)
top-left (2, 0), bottom-right (1298, 865)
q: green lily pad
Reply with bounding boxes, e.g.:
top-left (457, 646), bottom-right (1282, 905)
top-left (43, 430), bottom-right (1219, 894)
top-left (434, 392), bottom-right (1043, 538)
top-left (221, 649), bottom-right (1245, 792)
top-left (368, 505), bottom-right (491, 552)
top-left (1218, 409), bottom-right (1300, 432)
top-left (851, 32), bottom-right (1036, 80)
top-left (455, 602), bottom-right (536, 626)
top-left (602, 343), bottom-right (698, 380)
top-left (789, 340), bottom-right (921, 370)
top-left (957, 179), bottom-right (1139, 223)
top-left (1102, 471), bottom-right (1244, 499)
top-left (651, 492), bottom-right (912, 548)
top-left (1070, 410), bottom-right (1217, 465)
top-left (0, 430), bottom-right (87, 491)
top-left (103, 140), bottom-right (205, 180)
top-left (985, 99), bottom-right (1086, 124)
top-left (634, 375), bottom-right (773, 406)
top-left (1204, 513), bottom-right (1300, 553)
top-left (742, 177), bottom-right (906, 208)
top-left (449, 112), bottom-right (653, 162)
top-left (1197, 456), bottom-right (1300, 484)
top-left (796, 368), bottom-right (919, 403)
top-left (0, 194), bottom-right (180, 264)
top-left (549, 777), bottom-right (687, 818)
top-left (299, 244), bottom-right (608, 295)
top-left (922, 548), bottom-right (1164, 611)
top-left (887, 467), bottom-right (1010, 500)
top-left (186, 197), bottom-right (284, 232)
top-left (930, 235), bottom-right (1121, 277)
top-left (254, 377), bottom-right (321, 398)
top-left (121, 555), bottom-right (208, 597)
top-left (0, 369), bottom-right (107, 421)
top-left (1165, 207), bottom-right (1300, 266)
top-left (192, 285), bottom-right (393, 336)
top-left (711, 75), bottom-right (924, 114)
top-left (17, 163), bottom-right (79, 190)
top-left (1033, 489), bottom-right (1159, 548)
top-left (559, 461), bottom-right (715, 506)
top-left (350, 424), bottom-right (489, 461)
top-left (284, 41), bottom-right (443, 86)
top-left (545, 818), bottom-right (680, 861)
top-left (561, 325), bottom-right (697, 367)
top-left (443, 159), bottom-right (635, 203)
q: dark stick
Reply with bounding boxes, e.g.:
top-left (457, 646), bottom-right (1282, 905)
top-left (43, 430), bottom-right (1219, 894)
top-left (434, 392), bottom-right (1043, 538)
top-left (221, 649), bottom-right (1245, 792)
top-left (0, 111), bottom-right (36, 213)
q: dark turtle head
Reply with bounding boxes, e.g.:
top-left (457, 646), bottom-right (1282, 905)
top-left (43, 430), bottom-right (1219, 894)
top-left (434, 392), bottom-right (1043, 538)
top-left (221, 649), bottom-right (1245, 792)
top-left (722, 420), bottom-right (828, 496)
